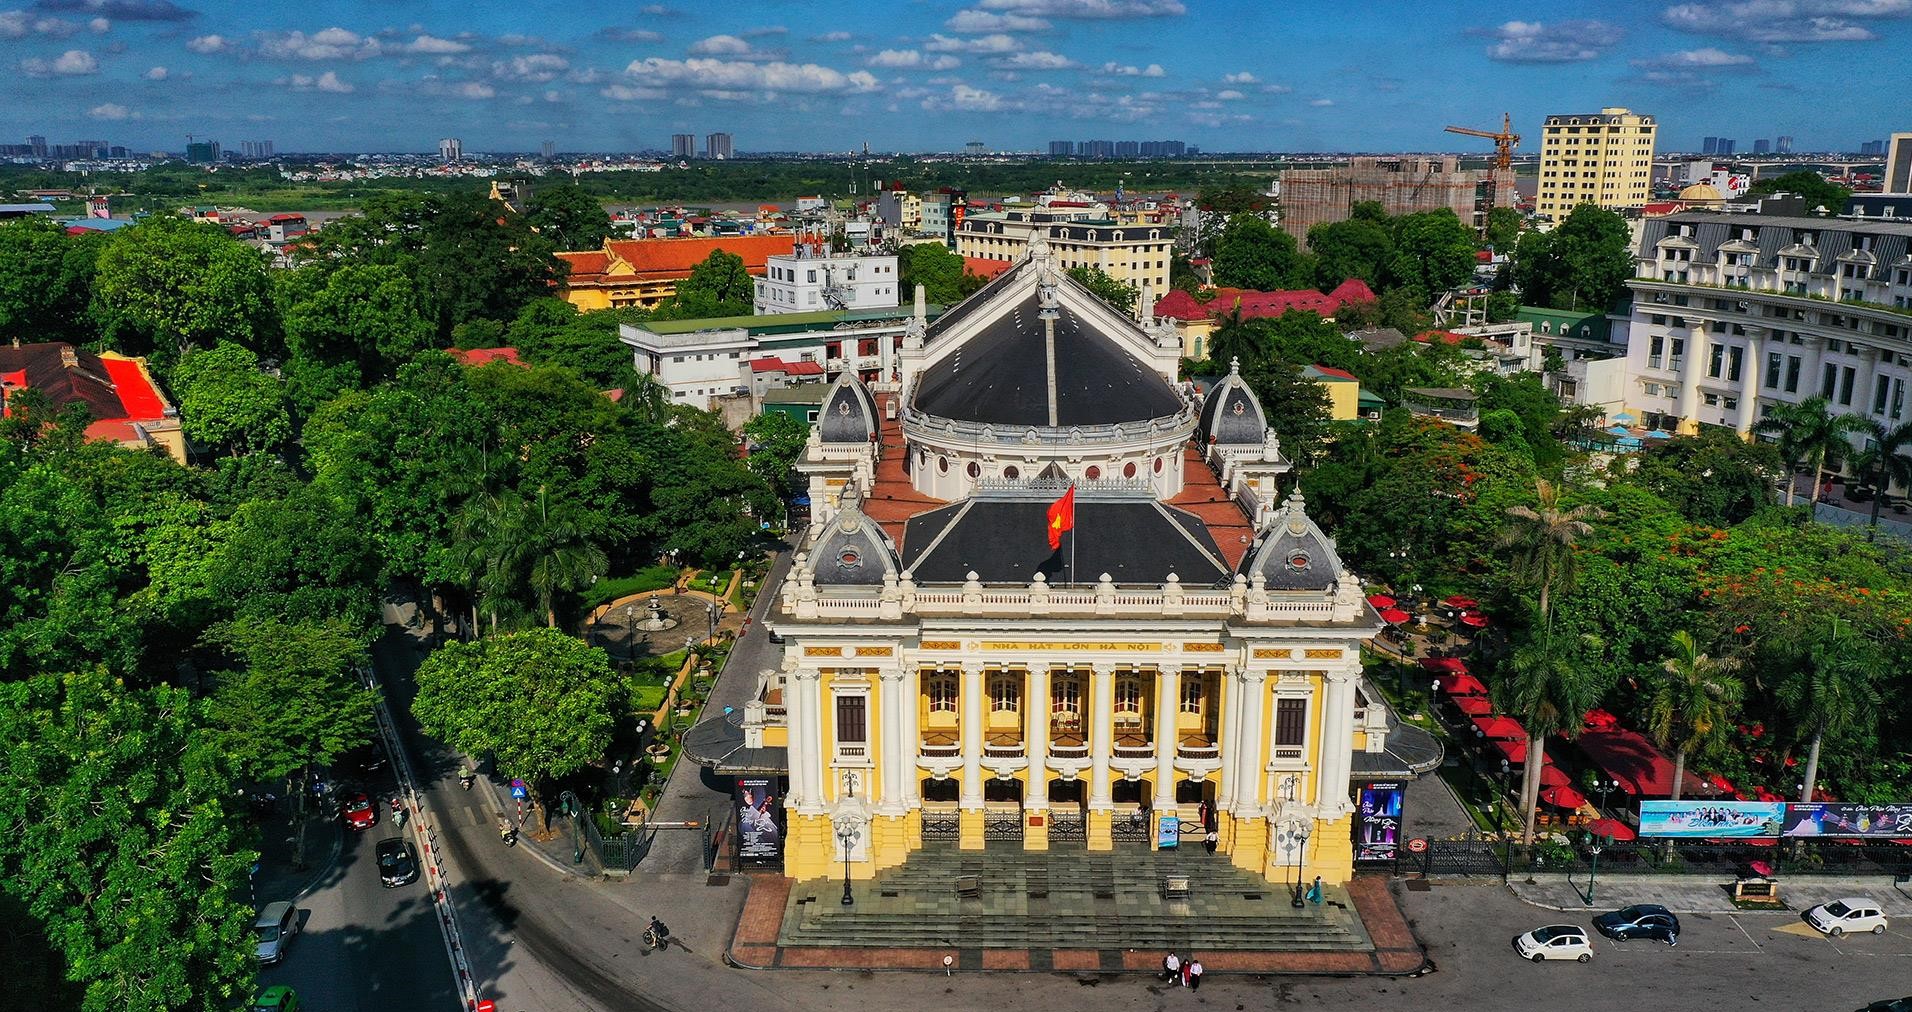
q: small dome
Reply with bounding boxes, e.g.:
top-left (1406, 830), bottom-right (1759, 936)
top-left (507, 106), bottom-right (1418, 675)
top-left (1678, 182), bottom-right (1723, 204)
top-left (807, 494), bottom-right (900, 587)
top-left (819, 372), bottom-right (878, 443)
top-left (1196, 358), bottom-right (1268, 445)
top-left (1242, 488), bottom-right (1344, 592)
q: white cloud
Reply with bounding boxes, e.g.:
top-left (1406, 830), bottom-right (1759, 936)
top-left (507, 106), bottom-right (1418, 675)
top-left (1216, 89), bottom-right (1244, 100)
top-left (923, 32), bottom-right (1021, 52)
top-left (1661, 0), bottom-right (1907, 41)
top-left (401, 34), bottom-right (470, 55)
top-left (88, 102), bottom-right (132, 119)
top-left (0, 11), bottom-right (80, 37)
top-left (21, 48), bottom-right (98, 75)
top-left (640, 3), bottom-right (677, 13)
top-left (282, 70), bottom-right (355, 93)
top-left (1223, 70), bottom-right (1258, 84)
top-left (543, 89), bottom-right (561, 102)
top-left (867, 49), bottom-right (962, 69)
top-left (1636, 46), bottom-right (1757, 66)
top-left (1100, 61), bottom-right (1164, 76)
top-left (977, 0), bottom-right (1184, 17)
top-left (88, 16), bottom-right (108, 32)
top-left (623, 56), bottom-right (879, 94)
top-left (452, 80), bottom-right (494, 98)
top-left (689, 33), bottom-right (751, 55)
top-left (601, 27), bottom-right (663, 43)
top-left (494, 53), bottom-right (569, 81)
top-left (185, 33), bottom-right (228, 53)
top-left (143, 64), bottom-right (165, 78)
top-left (997, 49), bottom-right (1076, 69)
top-left (945, 9), bottom-right (1051, 31)
top-left (258, 27), bottom-right (383, 60)
top-left (600, 83), bottom-right (664, 100)
top-left (1309, 97), bottom-right (1334, 106)
top-left (949, 83), bottom-right (1006, 110)
top-left (809, 30), bottom-right (852, 42)
top-left (1473, 19), bottom-right (1625, 62)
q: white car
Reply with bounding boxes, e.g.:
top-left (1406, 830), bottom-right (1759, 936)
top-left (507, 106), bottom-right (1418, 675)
top-left (1514, 924), bottom-right (1593, 962)
top-left (253, 901), bottom-right (299, 964)
top-left (1805, 898), bottom-right (1889, 936)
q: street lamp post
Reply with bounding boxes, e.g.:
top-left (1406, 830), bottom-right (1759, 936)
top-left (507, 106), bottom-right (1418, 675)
top-left (558, 790), bottom-right (585, 865)
top-left (837, 774), bottom-right (861, 906)
top-left (1584, 831), bottom-right (1611, 906)
top-left (1287, 821), bottom-right (1313, 908)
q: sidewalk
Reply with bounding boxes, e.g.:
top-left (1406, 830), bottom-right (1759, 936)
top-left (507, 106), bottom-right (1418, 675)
top-left (1510, 867), bottom-right (1912, 914)
top-left (250, 803), bottom-right (344, 908)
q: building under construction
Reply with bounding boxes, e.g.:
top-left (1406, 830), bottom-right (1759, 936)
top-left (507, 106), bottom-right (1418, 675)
top-left (1277, 155), bottom-right (1514, 242)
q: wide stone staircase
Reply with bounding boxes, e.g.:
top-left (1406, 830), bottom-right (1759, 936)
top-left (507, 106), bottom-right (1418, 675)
top-left (778, 843), bottom-right (1373, 952)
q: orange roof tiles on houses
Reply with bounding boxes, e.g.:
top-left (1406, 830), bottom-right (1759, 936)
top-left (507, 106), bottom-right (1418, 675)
top-left (1167, 441), bottom-right (1255, 569)
top-left (964, 256), bottom-right (1013, 280)
top-left (446, 347), bottom-right (528, 367)
top-left (557, 234), bottom-right (797, 286)
top-left (1154, 279), bottom-right (1376, 324)
top-left (865, 391), bottom-right (946, 549)
top-left (1415, 330), bottom-right (1465, 345)
top-left (555, 250), bottom-right (611, 278)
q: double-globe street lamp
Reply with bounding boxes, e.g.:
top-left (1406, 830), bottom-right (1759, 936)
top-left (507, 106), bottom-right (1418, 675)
top-left (1282, 820), bottom-right (1314, 908)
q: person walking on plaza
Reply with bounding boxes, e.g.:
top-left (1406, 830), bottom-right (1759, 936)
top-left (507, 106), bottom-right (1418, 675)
top-left (1180, 954), bottom-right (1193, 987)
top-left (1162, 951), bottom-right (1179, 982)
top-left (1187, 958), bottom-right (1203, 990)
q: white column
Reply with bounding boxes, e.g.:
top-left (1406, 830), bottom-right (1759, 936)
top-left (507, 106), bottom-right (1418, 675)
top-left (1214, 667), bottom-right (1240, 809)
top-left (1315, 665), bottom-right (1360, 818)
top-left (1736, 329), bottom-right (1764, 435)
top-left (902, 667), bottom-right (921, 806)
top-left (1089, 664), bottom-right (1115, 809)
top-left (1861, 347), bottom-right (1884, 417)
top-left (1676, 321), bottom-right (1708, 432)
top-left (878, 668), bottom-right (906, 810)
top-left (960, 663), bottom-right (984, 808)
top-left (1154, 667), bottom-right (1181, 811)
top-left (1801, 335), bottom-right (1826, 398)
top-left (790, 669), bottom-right (823, 808)
top-left (1026, 666), bottom-right (1050, 810)
top-left (1230, 669), bottom-right (1266, 814)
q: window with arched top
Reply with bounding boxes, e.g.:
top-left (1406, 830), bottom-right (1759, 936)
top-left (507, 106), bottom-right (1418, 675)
top-left (938, 455), bottom-right (949, 474)
top-left (1153, 457), bottom-right (1164, 474)
top-left (990, 674), bottom-right (1020, 712)
top-left (1003, 465), bottom-right (1020, 480)
top-left (1114, 677), bottom-right (1142, 715)
top-left (1051, 674), bottom-right (1081, 716)
top-left (966, 461), bottom-right (981, 478)
top-left (926, 673), bottom-right (957, 713)
top-left (1180, 677), bottom-right (1204, 714)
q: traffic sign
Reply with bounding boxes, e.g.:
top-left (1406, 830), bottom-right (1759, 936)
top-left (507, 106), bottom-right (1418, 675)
top-left (1406, 837), bottom-right (1428, 854)
top-left (509, 779), bottom-right (528, 799)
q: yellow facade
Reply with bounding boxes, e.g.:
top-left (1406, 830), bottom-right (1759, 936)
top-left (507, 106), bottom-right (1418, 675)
top-left (1536, 107), bottom-right (1657, 223)
top-left (1313, 376), bottom-right (1361, 421)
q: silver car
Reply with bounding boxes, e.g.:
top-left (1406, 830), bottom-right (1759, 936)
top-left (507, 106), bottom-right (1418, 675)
top-left (254, 901), bottom-right (298, 965)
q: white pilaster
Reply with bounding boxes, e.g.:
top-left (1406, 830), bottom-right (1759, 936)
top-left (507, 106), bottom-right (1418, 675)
top-left (1215, 665), bottom-right (1242, 809)
top-left (878, 667), bottom-right (906, 811)
top-left (1229, 668), bottom-right (1266, 814)
top-left (1315, 664), bottom-right (1360, 818)
top-left (960, 662), bottom-right (984, 808)
top-left (1154, 667), bottom-right (1181, 808)
top-left (1027, 665), bottom-right (1051, 809)
top-left (1676, 321), bottom-right (1708, 433)
top-left (1736, 329), bottom-right (1764, 435)
top-left (790, 669), bottom-right (823, 810)
top-left (902, 667), bottom-right (921, 806)
top-left (1089, 664), bottom-right (1114, 809)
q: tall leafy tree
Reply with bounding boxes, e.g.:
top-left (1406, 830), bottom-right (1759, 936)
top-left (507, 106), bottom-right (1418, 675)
top-left (0, 218), bottom-right (105, 344)
top-left (455, 487), bottom-right (607, 629)
top-left (1066, 265), bottom-right (1139, 314)
top-left (1212, 213), bottom-right (1307, 291)
top-left (1498, 478), bottom-right (1603, 626)
top-left (526, 184), bottom-right (615, 252)
top-left (1500, 622), bottom-right (1604, 843)
top-left (1306, 211), bottom-right (1392, 289)
top-left (1777, 619), bottom-right (1883, 804)
top-left (1846, 417), bottom-right (1912, 534)
top-left (742, 410), bottom-right (809, 502)
top-left (1483, 206), bottom-right (1524, 252)
top-left (279, 262), bottom-right (434, 413)
top-left (1646, 630), bottom-right (1744, 802)
top-left (1382, 209), bottom-right (1475, 302)
top-left (91, 216), bottom-right (277, 373)
top-left (0, 670), bottom-right (256, 1012)
top-left (411, 629), bottom-right (618, 789)
top-left (1508, 205), bottom-right (1632, 311)
top-left (170, 342), bottom-right (291, 459)
top-left (895, 242), bottom-right (983, 306)
top-left (666, 248), bottom-right (753, 318)
top-left (1752, 395), bottom-right (1865, 506)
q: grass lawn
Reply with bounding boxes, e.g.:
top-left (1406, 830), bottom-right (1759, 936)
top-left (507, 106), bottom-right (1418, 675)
top-left (697, 569), bottom-right (734, 595)
top-left (581, 565), bottom-right (679, 610)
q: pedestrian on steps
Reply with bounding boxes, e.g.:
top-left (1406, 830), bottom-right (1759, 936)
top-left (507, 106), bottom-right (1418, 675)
top-left (1180, 953), bottom-right (1192, 987)
top-left (1162, 951), bottom-right (1179, 983)
top-left (1188, 958), bottom-right (1204, 990)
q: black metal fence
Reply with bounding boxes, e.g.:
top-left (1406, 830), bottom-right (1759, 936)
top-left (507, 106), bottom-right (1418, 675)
top-left (1398, 840), bottom-right (1508, 878)
top-left (1402, 837), bottom-right (1912, 879)
top-left (922, 812), bottom-right (960, 846)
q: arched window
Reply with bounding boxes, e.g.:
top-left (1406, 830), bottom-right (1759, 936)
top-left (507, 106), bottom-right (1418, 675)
top-left (1180, 677), bottom-right (1204, 714)
top-left (1003, 465), bottom-right (1020, 480)
top-left (926, 672), bottom-right (957, 713)
top-left (990, 674), bottom-right (1020, 712)
top-left (1123, 461), bottom-right (1138, 479)
top-left (937, 455), bottom-right (949, 474)
top-left (1114, 676), bottom-right (1142, 715)
top-left (1153, 456), bottom-right (1165, 474)
top-left (1051, 673), bottom-right (1082, 716)
top-left (966, 461), bottom-right (981, 479)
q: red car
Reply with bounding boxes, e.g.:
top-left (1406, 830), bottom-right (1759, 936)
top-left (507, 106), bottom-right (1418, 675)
top-left (342, 793), bottom-right (377, 831)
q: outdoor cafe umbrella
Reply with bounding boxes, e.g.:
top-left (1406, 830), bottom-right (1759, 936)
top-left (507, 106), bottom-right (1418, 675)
top-left (1442, 595), bottom-right (1478, 608)
top-left (1367, 593), bottom-right (1397, 609)
top-left (1380, 607), bottom-right (1411, 624)
top-left (1610, 412), bottom-right (1636, 424)
top-left (1588, 818), bottom-right (1636, 842)
top-left (1460, 611), bottom-right (1490, 629)
top-left (1473, 715), bottom-right (1526, 741)
top-left (1492, 737), bottom-right (1531, 765)
top-left (1452, 695), bottom-right (1493, 716)
top-left (1539, 764), bottom-right (1571, 788)
top-left (1540, 784), bottom-right (1588, 810)
top-left (1437, 672), bottom-right (1488, 697)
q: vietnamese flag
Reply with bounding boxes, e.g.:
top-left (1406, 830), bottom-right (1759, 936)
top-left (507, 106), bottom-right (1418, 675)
top-left (1046, 484), bottom-right (1076, 550)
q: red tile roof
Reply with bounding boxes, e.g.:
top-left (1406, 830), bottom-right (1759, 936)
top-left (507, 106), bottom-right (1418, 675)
top-left (1155, 280), bottom-right (1373, 323)
top-left (447, 347), bottom-right (527, 367)
top-left (1415, 330), bottom-right (1465, 346)
top-left (1167, 442), bottom-right (1254, 569)
top-left (559, 234), bottom-right (797, 284)
top-left (749, 358), bottom-right (789, 373)
top-left (964, 256), bottom-right (1013, 279)
top-left (1310, 364), bottom-right (1358, 381)
top-left (556, 250), bottom-right (611, 277)
top-left (785, 361), bottom-right (824, 376)
top-left (1, 344), bottom-right (171, 448)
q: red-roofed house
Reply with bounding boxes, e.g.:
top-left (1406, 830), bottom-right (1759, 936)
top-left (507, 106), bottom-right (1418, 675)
top-left (553, 233), bottom-right (797, 311)
top-left (963, 256), bottom-right (1013, 280)
top-left (447, 347), bottom-right (528, 368)
top-left (1153, 279), bottom-right (1379, 359)
top-left (0, 342), bottom-right (184, 461)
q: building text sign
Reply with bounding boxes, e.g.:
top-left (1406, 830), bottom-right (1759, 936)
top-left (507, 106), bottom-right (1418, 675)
top-left (982, 641), bottom-right (1160, 652)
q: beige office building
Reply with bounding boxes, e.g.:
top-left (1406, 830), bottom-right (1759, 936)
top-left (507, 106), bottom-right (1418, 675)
top-left (1536, 107), bottom-right (1657, 223)
top-left (957, 209), bottom-right (1173, 303)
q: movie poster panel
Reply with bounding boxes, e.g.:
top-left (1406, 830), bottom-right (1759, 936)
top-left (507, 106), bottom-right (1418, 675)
top-left (735, 776), bottom-right (784, 860)
top-left (1354, 782), bottom-right (1405, 863)
top-left (1781, 803), bottom-right (1912, 838)
top-left (1638, 800), bottom-right (1785, 837)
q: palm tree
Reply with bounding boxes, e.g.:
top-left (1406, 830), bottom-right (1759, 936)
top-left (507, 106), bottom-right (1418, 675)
top-left (454, 490), bottom-right (536, 634)
top-left (1206, 304), bottom-right (1261, 371)
top-left (1753, 396), bottom-right (1866, 507)
top-left (1777, 619), bottom-right (1882, 804)
top-left (1846, 417), bottom-right (1912, 535)
top-left (523, 487), bottom-right (608, 629)
top-left (1645, 630), bottom-right (1745, 802)
top-left (1500, 621), bottom-right (1605, 844)
top-left (1498, 479), bottom-right (1604, 627)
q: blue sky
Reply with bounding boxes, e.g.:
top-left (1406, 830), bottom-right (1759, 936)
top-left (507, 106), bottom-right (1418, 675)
top-left (3, 0), bottom-right (1907, 155)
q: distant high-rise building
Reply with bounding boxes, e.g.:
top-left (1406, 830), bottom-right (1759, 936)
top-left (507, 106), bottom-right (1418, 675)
top-left (186, 140), bottom-right (221, 163)
top-left (108, 145), bottom-right (127, 159)
top-left (1048, 140), bottom-right (1074, 157)
top-left (1114, 140), bottom-right (1139, 157)
top-left (964, 140), bottom-right (986, 155)
top-left (1754, 138), bottom-right (1771, 154)
top-left (1886, 132), bottom-right (1912, 194)
top-left (27, 134), bottom-right (46, 157)
top-left (1860, 139), bottom-right (1886, 157)
top-left (239, 140), bottom-right (274, 159)
top-left (704, 132), bottom-right (733, 159)
top-left (1717, 138), bottom-right (1735, 156)
top-left (438, 137), bottom-right (462, 162)
top-left (1078, 139), bottom-right (1114, 158)
top-left (1776, 135), bottom-right (1794, 154)
top-left (1536, 107), bottom-right (1656, 222)
top-left (542, 140), bottom-right (555, 159)
top-left (671, 133), bottom-right (695, 159)
top-left (1702, 136), bottom-right (1718, 155)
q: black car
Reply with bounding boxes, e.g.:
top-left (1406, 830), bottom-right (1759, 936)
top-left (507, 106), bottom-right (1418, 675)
top-left (376, 838), bottom-right (420, 888)
top-left (1858, 999), bottom-right (1912, 1012)
top-left (1593, 904), bottom-right (1680, 944)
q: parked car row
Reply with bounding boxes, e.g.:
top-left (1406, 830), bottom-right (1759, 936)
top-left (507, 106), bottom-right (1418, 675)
top-left (1519, 897), bottom-right (1892, 965)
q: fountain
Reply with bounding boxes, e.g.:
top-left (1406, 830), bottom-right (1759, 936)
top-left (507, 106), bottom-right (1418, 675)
top-left (635, 597), bottom-right (680, 632)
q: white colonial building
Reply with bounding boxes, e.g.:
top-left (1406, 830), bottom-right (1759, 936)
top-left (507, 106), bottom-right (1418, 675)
top-left (753, 244), bottom-right (901, 316)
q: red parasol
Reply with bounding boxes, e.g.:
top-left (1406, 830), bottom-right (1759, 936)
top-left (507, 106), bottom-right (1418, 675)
top-left (1420, 657), bottom-right (1469, 674)
top-left (1452, 695), bottom-right (1493, 716)
top-left (1366, 594), bottom-right (1397, 609)
top-left (1439, 672), bottom-right (1488, 697)
top-left (1473, 715), bottom-right (1526, 740)
top-left (1442, 595), bottom-right (1478, 608)
top-left (1540, 785), bottom-right (1587, 809)
top-left (1582, 709), bottom-right (1619, 731)
top-left (1588, 818), bottom-right (1636, 841)
top-left (1460, 612), bottom-right (1490, 628)
top-left (1493, 737), bottom-right (1529, 764)
top-left (1380, 607), bottom-right (1411, 624)
top-left (1539, 765), bottom-right (1571, 788)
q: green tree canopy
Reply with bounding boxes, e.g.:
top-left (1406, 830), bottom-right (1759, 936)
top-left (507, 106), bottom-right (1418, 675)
top-left (526, 184), bottom-right (615, 252)
top-left (1212, 213), bottom-right (1308, 291)
top-left (279, 262), bottom-right (434, 414)
top-left (170, 342), bottom-right (291, 459)
top-left (1509, 204), bottom-right (1633, 311)
top-left (1381, 209), bottom-right (1475, 302)
top-left (1747, 171), bottom-right (1851, 209)
top-left (1484, 206), bottom-right (1524, 252)
top-left (743, 410), bottom-right (808, 502)
top-left (204, 617), bottom-right (374, 781)
top-left (0, 218), bottom-right (104, 344)
top-left (1306, 213), bottom-right (1393, 290)
top-left (1066, 264), bottom-right (1139, 314)
top-left (92, 216), bottom-right (277, 373)
top-left (411, 628), bottom-right (619, 786)
top-left (896, 242), bottom-right (983, 306)
top-left (666, 248), bottom-right (753, 318)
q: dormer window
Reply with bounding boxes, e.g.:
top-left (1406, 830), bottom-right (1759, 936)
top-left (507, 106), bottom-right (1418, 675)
top-left (837, 548), bottom-right (862, 571)
top-left (1286, 550), bottom-right (1311, 572)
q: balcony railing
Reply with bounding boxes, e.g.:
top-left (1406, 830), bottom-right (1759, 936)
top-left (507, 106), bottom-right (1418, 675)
top-left (983, 741), bottom-right (1026, 759)
top-left (1048, 742), bottom-right (1089, 760)
top-left (1176, 741), bottom-right (1221, 760)
top-left (1113, 743), bottom-right (1155, 760)
top-left (783, 572), bottom-right (1367, 624)
top-left (919, 740), bottom-right (960, 760)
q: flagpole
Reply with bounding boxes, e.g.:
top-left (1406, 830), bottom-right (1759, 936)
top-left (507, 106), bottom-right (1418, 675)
top-left (1069, 483), bottom-right (1077, 586)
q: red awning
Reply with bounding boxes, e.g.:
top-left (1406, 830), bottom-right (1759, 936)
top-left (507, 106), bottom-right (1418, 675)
top-left (1380, 608), bottom-right (1411, 624)
top-left (1573, 726), bottom-right (1677, 796)
top-left (1540, 785), bottom-right (1587, 809)
top-left (1442, 595), bottom-right (1478, 608)
top-left (1588, 818), bottom-right (1637, 842)
top-left (1419, 657), bottom-right (1469, 674)
top-left (1439, 672), bottom-right (1488, 697)
top-left (1473, 715), bottom-right (1526, 741)
top-left (1460, 612), bottom-right (1489, 628)
top-left (1539, 765), bottom-right (1571, 788)
top-left (1452, 695), bottom-right (1492, 716)
top-left (1493, 737), bottom-right (1530, 764)
top-left (1366, 594), bottom-right (1397, 609)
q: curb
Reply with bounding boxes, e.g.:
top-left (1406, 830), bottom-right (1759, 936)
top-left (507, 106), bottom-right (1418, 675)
top-left (289, 821), bottom-right (346, 901)
top-left (471, 771), bottom-right (590, 882)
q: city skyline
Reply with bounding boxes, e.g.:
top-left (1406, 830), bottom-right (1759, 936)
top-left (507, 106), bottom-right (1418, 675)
top-left (2, 0), bottom-right (1909, 154)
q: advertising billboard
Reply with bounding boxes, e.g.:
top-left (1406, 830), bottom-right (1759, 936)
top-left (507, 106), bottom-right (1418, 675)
top-left (1354, 781), bottom-right (1405, 862)
top-left (734, 776), bottom-right (784, 861)
top-left (1638, 801), bottom-right (1786, 838)
top-left (1781, 803), bottom-right (1912, 839)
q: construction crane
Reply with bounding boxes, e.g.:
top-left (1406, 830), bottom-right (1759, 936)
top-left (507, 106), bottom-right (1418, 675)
top-left (1445, 113), bottom-right (1519, 172)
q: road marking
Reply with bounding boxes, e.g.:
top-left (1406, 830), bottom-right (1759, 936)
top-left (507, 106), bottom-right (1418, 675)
top-left (1771, 922), bottom-right (1826, 940)
top-left (1730, 916), bottom-right (1764, 950)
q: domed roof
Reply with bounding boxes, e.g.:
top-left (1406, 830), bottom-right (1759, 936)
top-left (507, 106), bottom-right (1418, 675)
top-left (1242, 488), bottom-right (1344, 592)
top-left (1197, 358), bottom-right (1268, 445)
top-left (806, 493), bottom-right (900, 587)
top-left (1678, 182), bottom-right (1723, 203)
top-left (818, 372), bottom-right (878, 443)
top-left (911, 286), bottom-right (1182, 427)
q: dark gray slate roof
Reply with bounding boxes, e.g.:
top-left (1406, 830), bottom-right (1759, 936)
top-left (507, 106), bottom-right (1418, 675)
top-left (808, 501), bottom-right (900, 586)
top-left (1197, 366), bottom-right (1268, 445)
top-left (1347, 327), bottom-right (1410, 352)
top-left (682, 708), bottom-right (787, 774)
top-left (1349, 721), bottom-right (1444, 778)
top-left (1637, 212), bottom-right (1912, 279)
top-left (818, 372), bottom-right (878, 443)
top-left (1241, 489), bottom-right (1344, 591)
top-left (903, 497), bottom-right (1229, 585)
top-left (911, 290), bottom-right (1182, 427)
